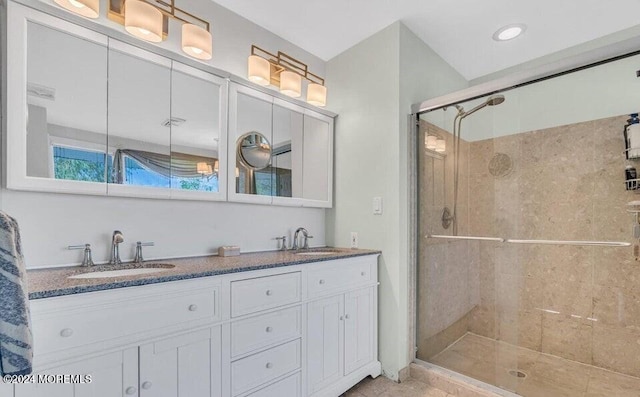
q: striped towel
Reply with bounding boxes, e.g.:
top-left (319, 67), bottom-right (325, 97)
top-left (0, 212), bottom-right (32, 375)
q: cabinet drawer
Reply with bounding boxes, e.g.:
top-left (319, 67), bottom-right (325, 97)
top-left (32, 287), bottom-right (218, 355)
top-left (307, 258), bottom-right (373, 298)
top-left (231, 339), bottom-right (301, 396)
top-left (231, 306), bottom-right (301, 357)
top-left (246, 372), bottom-right (301, 397)
top-left (231, 272), bottom-right (301, 317)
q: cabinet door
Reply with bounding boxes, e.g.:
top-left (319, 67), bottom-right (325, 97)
top-left (344, 287), bottom-right (375, 375)
top-left (14, 348), bottom-right (137, 397)
top-left (302, 110), bottom-right (333, 208)
top-left (228, 84), bottom-right (274, 204)
top-left (139, 326), bottom-right (221, 397)
top-left (7, 3), bottom-right (109, 195)
top-left (306, 295), bottom-right (344, 394)
top-left (106, 40), bottom-right (172, 199)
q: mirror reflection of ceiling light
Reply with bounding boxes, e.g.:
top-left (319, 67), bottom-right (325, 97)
top-left (247, 45), bottom-right (327, 107)
top-left (53, 0), bottom-right (99, 18)
top-left (493, 24), bottom-right (527, 41)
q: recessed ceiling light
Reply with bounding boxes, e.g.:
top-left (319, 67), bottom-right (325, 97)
top-left (493, 24), bottom-right (527, 41)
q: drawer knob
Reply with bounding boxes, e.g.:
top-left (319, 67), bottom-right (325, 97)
top-left (60, 328), bottom-right (73, 338)
top-left (125, 386), bottom-right (137, 395)
top-left (345, 314), bottom-right (351, 320)
top-left (319, 279), bottom-right (325, 285)
top-left (361, 272), bottom-right (366, 276)
top-left (188, 304), bottom-right (198, 312)
top-left (265, 362), bottom-right (273, 369)
top-left (142, 381), bottom-right (153, 390)
top-left (339, 316), bottom-right (344, 321)
top-left (265, 326), bottom-right (273, 333)
top-left (265, 290), bottom-right (273, 296)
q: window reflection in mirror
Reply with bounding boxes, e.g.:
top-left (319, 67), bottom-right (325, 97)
top-left (26, 22), bottom-right (108, 182)
top-left (108, 47), bottom-right (171, 188)
top-left (235, 93), bottom-right (273, 196)
top-left (170, 66), bottom-right (221, 192)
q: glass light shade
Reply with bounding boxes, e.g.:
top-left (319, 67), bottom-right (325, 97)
top-left (197, 162), bottom-right (209, 175)
top-left (54, 0), bottom-right (99, 18)
top-left (124, 0), bottom-right (163, 43)
top-left (425, 135), bottom-right (437, 150)
top-left (307, 83), bottom-right (327, 107)
top-left (435, 138), bottom-right (446, 153)
top-left (182, 24), bottom-right (213, 60)
top-left (248, 55), bottom-right (271, 86)
top-left (280, 71), bottom-right (301, 98)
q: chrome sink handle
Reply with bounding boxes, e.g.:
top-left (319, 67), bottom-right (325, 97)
top-left (109, 230), bottom-right (124, 265)
top-left (133, 241), bottom-right (155, 264)
top-left (68, 244), bottom-right (94, 267)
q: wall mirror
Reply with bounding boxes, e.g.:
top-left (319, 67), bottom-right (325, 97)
top-left (170, 62), bottom-right (227, 199)
top-left (107, 42), bottom-right (172, 197)
top-left (271, 101), bottom-right (303, 201)
top-left (24, 19), bottom-right (108, 191)
top-left (232, 88), bottom-right (274, 201)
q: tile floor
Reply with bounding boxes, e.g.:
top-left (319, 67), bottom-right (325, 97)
top-left (429, 333), bottom-right (640, 397)
top-left (342, 375), bottom-right (454, 397)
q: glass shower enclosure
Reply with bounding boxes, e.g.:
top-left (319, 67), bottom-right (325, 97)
top-left (415, 51), bottom-right (640, 396)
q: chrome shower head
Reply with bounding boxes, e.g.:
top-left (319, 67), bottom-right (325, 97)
top-left (460, 94), bottom-right (506, 119)
top-left (486, 95), bottom-right (505, 106)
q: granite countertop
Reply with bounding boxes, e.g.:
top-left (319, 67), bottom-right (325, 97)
top-left (27, 248), bottom-right (380, 299)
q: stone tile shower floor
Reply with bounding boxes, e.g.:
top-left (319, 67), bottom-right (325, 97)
top-left (429, 333), bottom-right (640, 397)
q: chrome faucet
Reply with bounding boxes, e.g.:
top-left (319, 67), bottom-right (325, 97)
top-left (109, 230), bottom-right (124, 265)
top-left (292, 228), bottom-right (313, 250)
top-left (68, 244), bottom-right (95, 267)
top-left (133, 241), bottom-right (154, 264)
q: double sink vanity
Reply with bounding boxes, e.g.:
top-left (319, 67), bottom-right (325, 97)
top-left (1, 2), bottom-right (379, 396)
top-left (18, 248), bottom-right (381, 397)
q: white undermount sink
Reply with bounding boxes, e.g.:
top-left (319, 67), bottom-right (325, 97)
top-left (68, 264), bottom-right (175, 279)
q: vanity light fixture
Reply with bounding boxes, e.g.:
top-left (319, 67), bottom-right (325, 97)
top-left (248, 45), bottom-right (327, 107)
top-left (54, 0), bottom-right (99, 18)
top-left (108, 0), bottom-right (213, 60)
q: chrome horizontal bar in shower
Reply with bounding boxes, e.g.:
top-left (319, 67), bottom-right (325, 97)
top-left (505, 239), bottom-right (631, 247)
top-left (426, 235), bottom-right (630, 247)
top-left (427, 235), bottom-right (505, 242)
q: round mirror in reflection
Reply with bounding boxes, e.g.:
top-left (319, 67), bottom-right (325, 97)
top-left (237, 132), bottom-right (272, 170)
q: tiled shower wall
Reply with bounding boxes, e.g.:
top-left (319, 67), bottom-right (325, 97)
top-left (467, 114), bottom-right (640, 377)
top-left (418, 115), bottom-right (640, 378)
top-left (417, 121), bottom-right (478, 359)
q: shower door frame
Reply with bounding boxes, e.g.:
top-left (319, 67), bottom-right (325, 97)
top-left (407, 36), bottom-right (640, 388)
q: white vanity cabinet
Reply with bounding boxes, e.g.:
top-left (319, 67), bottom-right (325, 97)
top-left (14, 254), bottom-right (379, 397)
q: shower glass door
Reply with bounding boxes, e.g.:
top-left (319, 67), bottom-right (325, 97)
top-left (416, 52), bottom-right (640, 396)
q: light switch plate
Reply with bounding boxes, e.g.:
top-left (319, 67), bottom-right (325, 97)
top-left (373, 197), bottom-right (383, 215)
top-left (350, 232), bottom-right (358, 248)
